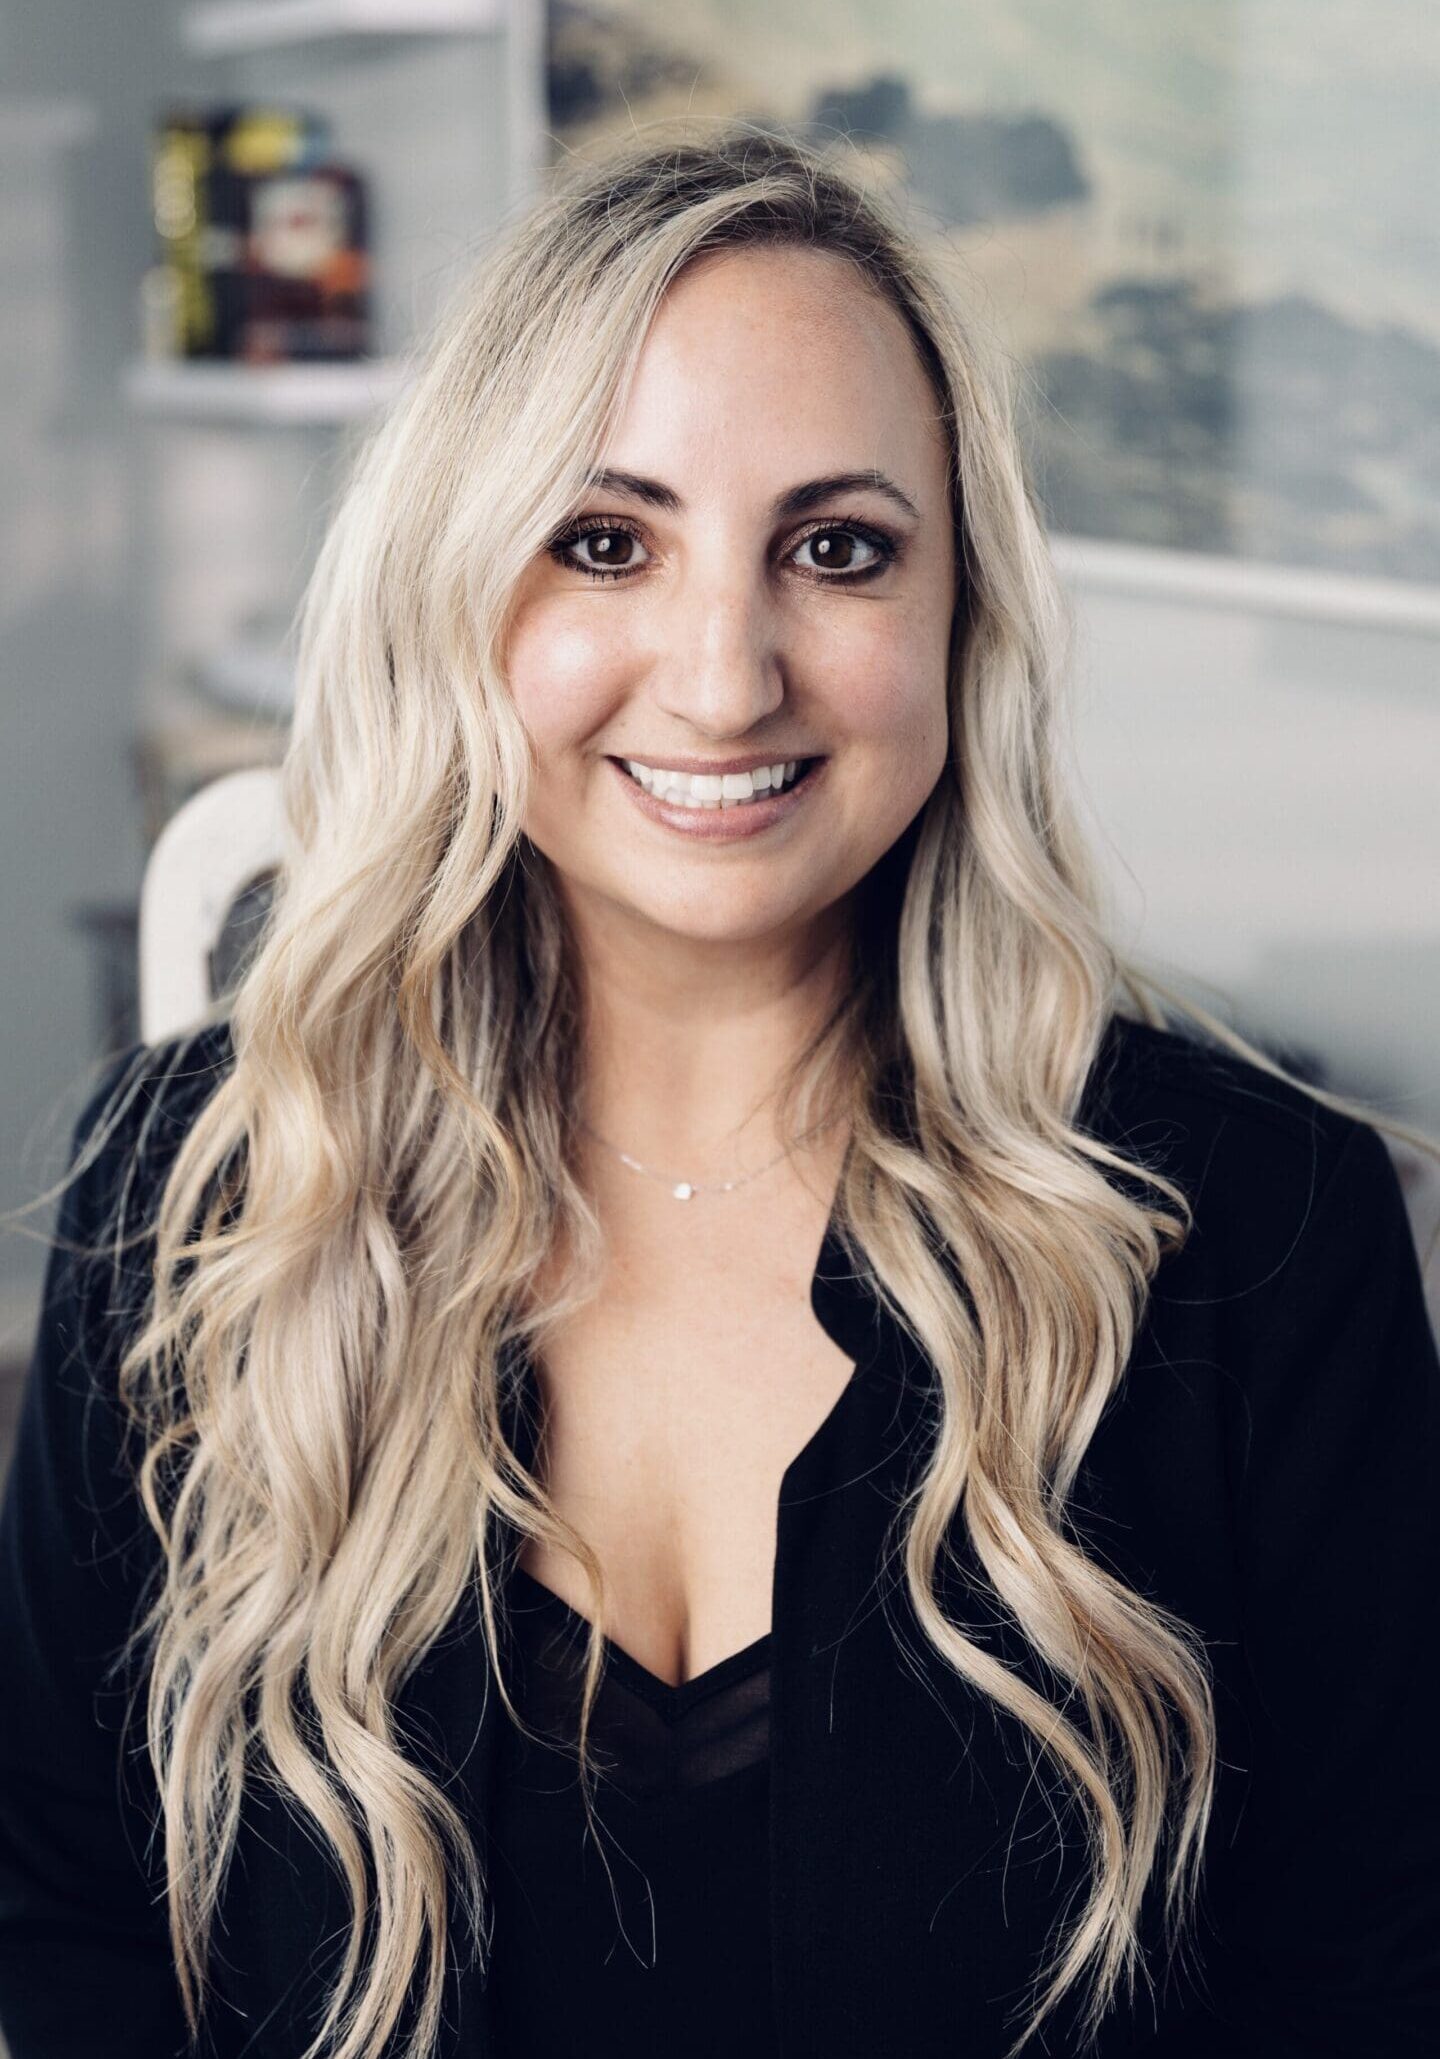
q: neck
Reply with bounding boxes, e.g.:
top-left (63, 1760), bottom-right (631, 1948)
top-left (564, 889), bottom-right (856, 1176)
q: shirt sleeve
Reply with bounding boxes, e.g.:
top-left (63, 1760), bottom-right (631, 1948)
top-left (1221, 1116), bottom-right (1440, 2055)
top-left (0, 1044), bottom-right (194, 2058)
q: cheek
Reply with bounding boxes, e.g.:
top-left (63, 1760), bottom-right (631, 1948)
top-left (839, 627), bottom-right (951, 773)
top-left (506, 609), bottom-right (622, 756)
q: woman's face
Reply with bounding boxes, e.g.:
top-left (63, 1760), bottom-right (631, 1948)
top-left (503, 244), bottom-right (958, 951)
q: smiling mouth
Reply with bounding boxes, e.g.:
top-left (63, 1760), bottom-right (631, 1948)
top-left (612, 757), bottom-right (822, 808)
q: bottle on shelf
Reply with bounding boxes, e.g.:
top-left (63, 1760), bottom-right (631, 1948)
top-left (142, 101), bottom-right (370, 363)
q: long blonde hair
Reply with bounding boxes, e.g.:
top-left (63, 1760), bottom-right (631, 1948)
top-left (23, 120), bottom-right (1440, 2059)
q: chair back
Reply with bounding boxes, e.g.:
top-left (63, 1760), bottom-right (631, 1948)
top-left (138, 766), bottom-right (284, 1044)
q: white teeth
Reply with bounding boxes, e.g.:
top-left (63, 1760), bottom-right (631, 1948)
top-left (622, 758), bottom-right (811, 807)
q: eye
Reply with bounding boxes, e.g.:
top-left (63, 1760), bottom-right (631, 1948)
top-left (547, 517), bottom-right (649, 581)
top-left (790, 521), bottom-right (897, 580)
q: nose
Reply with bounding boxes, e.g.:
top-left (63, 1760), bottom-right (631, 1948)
top-left (648, 567), bottom-right (786, 740)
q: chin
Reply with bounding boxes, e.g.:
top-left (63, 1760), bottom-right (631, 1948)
top-left (615, 884), bottom-right (827, 945)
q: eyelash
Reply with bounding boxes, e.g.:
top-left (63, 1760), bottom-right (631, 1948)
top-left (545, 511), bottom-right (904, 585)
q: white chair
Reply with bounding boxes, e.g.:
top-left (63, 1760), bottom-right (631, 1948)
top-left (138, 767), bottom-right (285, 1046)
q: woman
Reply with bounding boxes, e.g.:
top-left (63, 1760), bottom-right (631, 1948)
top-left (2, 123), bottom-right (1437, 2059)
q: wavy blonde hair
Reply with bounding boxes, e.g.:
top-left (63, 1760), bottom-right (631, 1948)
top-left (20, 120), bottom-right (1440, 2059)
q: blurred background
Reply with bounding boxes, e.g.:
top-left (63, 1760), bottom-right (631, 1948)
top-left (3, 0), bottom-right (1439, 1482)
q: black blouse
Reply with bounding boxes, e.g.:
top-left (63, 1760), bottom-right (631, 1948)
top-left (486, 1564), bottom-right (778, 2054)
top-left (2, 1010), bottom-right (1438, 2058)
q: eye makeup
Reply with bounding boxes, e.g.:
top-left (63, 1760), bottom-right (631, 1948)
top-left (545, 511), bottom-right (907, 585)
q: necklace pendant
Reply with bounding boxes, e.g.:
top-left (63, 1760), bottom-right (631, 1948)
top-left (671, 1181), bottom-right (695, 1200)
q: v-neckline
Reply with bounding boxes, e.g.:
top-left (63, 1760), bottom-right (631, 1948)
top-left (507, 1561), bottom-right (773, 1707)
top-left (497, 1206), bottom-right (891, 1705)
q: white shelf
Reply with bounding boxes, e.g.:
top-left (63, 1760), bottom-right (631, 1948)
top-left (123, 356), bottom-right (410, 424)
top-left (1051, 533), bottom-right (1440, 636)
top-left (182, 0), bottom-right (504, 55)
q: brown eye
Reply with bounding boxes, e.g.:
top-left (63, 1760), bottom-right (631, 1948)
top-left (791, 523), bottom-right (896, 578)
top-left (576, 529), bottom-right (642, 570)
top-left (548, 520), bottom-right (650, 579)
top-left (802, 531), bottom-right (860, 570)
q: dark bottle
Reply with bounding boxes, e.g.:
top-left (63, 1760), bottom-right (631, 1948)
top-left (240, 163), bottom-right (371, 363)
top-left (147, 103), bottom-right (331, 359)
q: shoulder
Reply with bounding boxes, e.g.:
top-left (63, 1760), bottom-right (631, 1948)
top-left (69, 1017), bottom-right (236, 1186)
top-left (1084, 1011), bottom-right (1408, 1331)
top-left (1088, 1008), bottom-right (1355, 1158)
top-left (59, 1017), bottom-right (238, 1320)
top-left (1087, 1007), bottom-right (1371, 1187)
top-left (17, 1022), bottom-right (241, 1565)
top-left (1073, 1019), bottom-right (1435, 1623)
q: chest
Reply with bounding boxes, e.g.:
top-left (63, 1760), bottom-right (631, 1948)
top-left (515, 1190), bottom-right (856, 1689)
top-left (214, 1176), bottom-right (1263, 2059)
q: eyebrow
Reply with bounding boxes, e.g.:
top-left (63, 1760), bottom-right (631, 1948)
top-left (583, 466), bottom-right (922, 523)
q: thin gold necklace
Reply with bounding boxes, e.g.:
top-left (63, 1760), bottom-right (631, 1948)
top-left (577, 1113), bottom-right (844, 1201)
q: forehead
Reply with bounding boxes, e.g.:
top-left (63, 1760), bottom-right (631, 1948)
top-left (606, 245), bottom-right (946, 494)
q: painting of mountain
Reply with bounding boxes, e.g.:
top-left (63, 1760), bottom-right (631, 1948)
top-left (545, 0), bottom-right (1440, 593)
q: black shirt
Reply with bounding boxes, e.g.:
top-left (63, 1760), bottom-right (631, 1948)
top-left (486, 1564), bottom-right (777, 2055)
top-left (1, 1011), bottom-right (1437, 2057)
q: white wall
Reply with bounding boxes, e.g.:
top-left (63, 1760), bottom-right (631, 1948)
top-left (1059, 540), bottom-right (1440, 1132)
